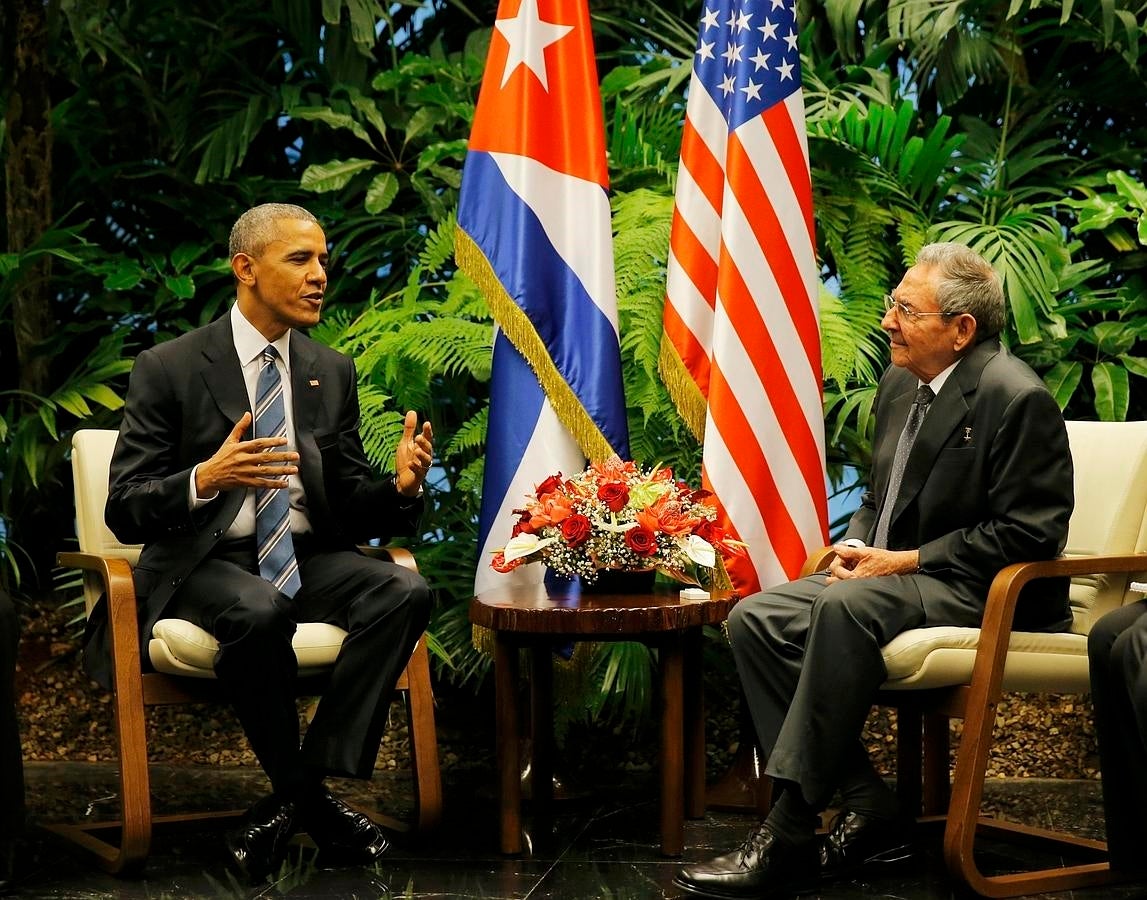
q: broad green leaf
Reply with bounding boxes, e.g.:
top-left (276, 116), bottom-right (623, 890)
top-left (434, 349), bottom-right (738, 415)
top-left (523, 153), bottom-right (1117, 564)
top-left (54, 390), bottom-right (91, 419)
top-left (103, 263), bottom-right (146, 291)
top-left (365, 172), bottom-right (400, 214)
top-left (1089, 321), bottom-right (1138, 356)
top-left (405, 107), bottom-right (446, 144)
top-left (350, 93), bottom-right (387, 139)
top-left (0, 254), bottom-right (17, 276)
top-left (170, 242), bottom-right (203, 273)
top-left (301, 158), bottom-right (377, 193)
top-left (1092, 362), bottom-right (1129, 421)
top-left (81, 384), bottom-right (125, 411)
top-left (290, 107), bottom-right (376, 150)
top-left (417, 139), bottom-right (469, 172)
top-left (1108, 171), bottom-right (1147, 211)
top-left (164, 274), bottom-right (195, 299)
top-left (1042, 361), bottom-right (1082, 410)
top-left (1119, 355), bottom-right (1147, 379)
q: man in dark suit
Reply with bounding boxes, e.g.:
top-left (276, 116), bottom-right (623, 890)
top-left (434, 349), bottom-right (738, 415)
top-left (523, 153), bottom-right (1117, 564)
top-left (0, 588), bottom-right (23, 895)
top-left (1087, 593), bottom-right (1147, 872)
top-left (87, 202), bottom-right (434, 880)
top-left (676, 243), bottom-right (1074, 899)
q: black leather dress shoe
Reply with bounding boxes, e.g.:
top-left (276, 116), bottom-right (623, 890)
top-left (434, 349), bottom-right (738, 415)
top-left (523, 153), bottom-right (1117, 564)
top-left (819, 808), bottom-right (916, 880)
top-left (303, 788), bottom-right (390, 866)
top-left (0, 839), bottom-right (14, 897)
top-left (226, 794), bottom-right (299, 882)
top-left (674, 823), bottom-right (818, 899)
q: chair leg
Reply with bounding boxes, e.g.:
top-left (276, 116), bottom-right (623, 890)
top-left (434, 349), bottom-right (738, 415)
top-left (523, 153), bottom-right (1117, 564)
top-left (402, 636), bottom-right (442, 832)
top-left (943, 693), bottom-right (1118, 897)
top-left (46, 636), bottom-right (153, 873)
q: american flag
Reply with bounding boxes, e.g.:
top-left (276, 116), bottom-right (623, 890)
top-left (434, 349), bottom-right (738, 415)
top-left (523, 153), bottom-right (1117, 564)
top-left (660, 0), bottom-right (828, 595)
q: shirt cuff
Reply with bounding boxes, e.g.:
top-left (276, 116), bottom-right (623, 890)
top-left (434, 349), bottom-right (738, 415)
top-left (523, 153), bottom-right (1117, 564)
top-left (840, 538), bottom-right (866, 548)
top-left (189, 465), bottom-right (219, 509)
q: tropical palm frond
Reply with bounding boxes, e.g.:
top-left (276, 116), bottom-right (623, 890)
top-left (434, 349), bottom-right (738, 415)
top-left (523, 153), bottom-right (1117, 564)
top-left (398, 318), bottom-right (493, 379)
top-left (930, 211), bottom-right (1069, 343)
top-left (443, 408), bottom-right (489, 459)
top-left (419, 211), bottom-right (459, 274)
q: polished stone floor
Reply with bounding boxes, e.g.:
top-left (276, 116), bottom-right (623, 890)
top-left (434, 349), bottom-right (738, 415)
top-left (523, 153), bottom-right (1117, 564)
top-left (10, 762), bottom-right (1147, 899)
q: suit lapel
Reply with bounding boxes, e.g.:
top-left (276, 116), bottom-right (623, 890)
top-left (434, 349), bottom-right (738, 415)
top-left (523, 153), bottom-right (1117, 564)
top-left (290, 337), bottom-right (322, 434)
top-left (891, 341), bottom-right (1000, 523)
top-left (199, 316), bottom-right (249, 428)
top-left (289, 335), bottom-right (327, 510)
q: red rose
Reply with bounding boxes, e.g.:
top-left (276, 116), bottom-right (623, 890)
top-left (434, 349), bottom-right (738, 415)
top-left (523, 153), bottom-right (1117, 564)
top-left (597, 481), bottom-right (630, 513)
top-left (625, 525), bottom-right (657, 557)
top-left (512, 510), bottom-right (534, 536)
top-left (535, 473), bottom-right (563, 497)
top-left (693, 520), bottom-right (723, 544)
top-left (560, 514), bottom-right (592, 547)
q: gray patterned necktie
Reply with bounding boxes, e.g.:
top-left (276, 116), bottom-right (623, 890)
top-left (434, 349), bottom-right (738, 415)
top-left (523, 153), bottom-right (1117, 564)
top-left (873, 385), bottom-right (934, 549)
top-left (254, 346), bottom-right (301, 597)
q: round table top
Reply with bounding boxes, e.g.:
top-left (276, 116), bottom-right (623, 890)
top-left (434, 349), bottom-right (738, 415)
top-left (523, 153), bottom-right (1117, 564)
top-left (469, 582), bottom-right (739, 635)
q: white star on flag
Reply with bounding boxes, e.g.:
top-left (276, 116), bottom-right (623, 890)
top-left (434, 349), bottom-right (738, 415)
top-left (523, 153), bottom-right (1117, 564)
top-left (759, 17), bottom-right (779, 40)
top-left (697, 40), bottom-right (716, 61)
top-left (750, 48), bottom-right (770, 70)
top-left (778, 58), bottom-right (795, 80)
top-left (740, 79), bottom-right (763, 100)
top-left (722, 41), bottom-right (743, 63)
top-left (494, 0), bottom-right (574, 91)
top-left (735, 10), bottom-right (752, 31)
top-left (784, 29), bottom-right (799, 51)
top-left (719, 73), bottom-right (736, 95)
top-left (701, 7), bottom-right (720, 29)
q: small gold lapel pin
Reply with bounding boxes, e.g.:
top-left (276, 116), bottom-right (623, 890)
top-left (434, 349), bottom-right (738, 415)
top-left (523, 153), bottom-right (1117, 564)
top-left (309, 379), bottom-right (320, 387)
top-left (963, 426), bottom-right (973, 443)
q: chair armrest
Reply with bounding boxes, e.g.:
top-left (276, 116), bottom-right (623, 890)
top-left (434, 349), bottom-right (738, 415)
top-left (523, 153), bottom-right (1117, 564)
top-left (57, 550), bottom-right (147, 697)
top-left (800, 546), bottom-right (837, 577)
top-left (357, 544), bottom-right (420, 575)
top-left (969, 552), bottom-right (1147, 708)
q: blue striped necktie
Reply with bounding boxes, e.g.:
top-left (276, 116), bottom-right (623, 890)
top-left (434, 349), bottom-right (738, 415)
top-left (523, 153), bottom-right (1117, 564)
top-left (254, 346), bottom-right (301, 598)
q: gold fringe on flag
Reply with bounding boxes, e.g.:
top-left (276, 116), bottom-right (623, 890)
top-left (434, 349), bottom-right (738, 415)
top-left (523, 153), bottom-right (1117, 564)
top-left (658, 334), bottom-right (707, 444)
top-left (470, 623), bottom-right (594, 707)
top-left (456, 227), bottom-right (620, 464)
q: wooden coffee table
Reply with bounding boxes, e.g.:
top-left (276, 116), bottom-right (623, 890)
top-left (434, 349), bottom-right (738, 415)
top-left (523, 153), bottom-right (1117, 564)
top-left (469, 581), bottom-right (738, 856)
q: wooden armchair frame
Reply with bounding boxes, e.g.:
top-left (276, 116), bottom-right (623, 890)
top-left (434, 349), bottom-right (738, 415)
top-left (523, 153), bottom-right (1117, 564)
top-left (52, 430), bottom-right (441, 875)
top-left (802, 547), bottom-right (1145, 898)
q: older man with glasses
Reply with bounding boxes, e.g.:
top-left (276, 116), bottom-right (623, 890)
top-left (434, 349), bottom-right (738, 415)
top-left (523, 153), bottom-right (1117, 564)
top-left (676, 242), bottom-right (1075, 899)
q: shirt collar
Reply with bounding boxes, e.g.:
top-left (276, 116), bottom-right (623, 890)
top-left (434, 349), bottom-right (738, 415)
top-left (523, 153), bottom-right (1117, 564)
top-left (230, 303), bottom-right (291, 371)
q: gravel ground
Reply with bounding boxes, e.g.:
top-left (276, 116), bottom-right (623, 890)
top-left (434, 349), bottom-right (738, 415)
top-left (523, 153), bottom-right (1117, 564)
top-left (14, 598), bottom-right (1102, 783)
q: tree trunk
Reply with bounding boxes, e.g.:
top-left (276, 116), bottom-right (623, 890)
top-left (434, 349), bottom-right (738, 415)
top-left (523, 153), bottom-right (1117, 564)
top-left (3, 0), bottom-right (54, 397)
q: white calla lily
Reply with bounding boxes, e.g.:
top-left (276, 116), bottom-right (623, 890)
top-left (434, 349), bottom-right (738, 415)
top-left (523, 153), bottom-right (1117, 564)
top-left (682, 534), bottom-right (716, 568)
top-left (502, 533), bottom-right (557, 564)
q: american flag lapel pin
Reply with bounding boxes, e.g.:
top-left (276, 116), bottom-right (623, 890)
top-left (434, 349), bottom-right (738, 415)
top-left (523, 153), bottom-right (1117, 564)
top-left (309, 378), bottom-right (320, 387)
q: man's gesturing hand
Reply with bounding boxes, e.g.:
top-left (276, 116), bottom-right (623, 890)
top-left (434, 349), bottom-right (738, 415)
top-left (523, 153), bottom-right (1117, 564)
top-left (394, 410), bottom-right (434, 498)
top-left (194, 412), bottom-right (299, 497)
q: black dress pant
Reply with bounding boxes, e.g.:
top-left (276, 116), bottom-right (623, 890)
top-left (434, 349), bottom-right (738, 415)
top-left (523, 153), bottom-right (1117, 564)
top-left (1087, 599), bottom-right (1147, 870)
top-left (164, 540), bottom-right (431, 796)
top-left (0, 590), bottom-right (24, 840)
top-left (728, 572), bottom-right (983, 809)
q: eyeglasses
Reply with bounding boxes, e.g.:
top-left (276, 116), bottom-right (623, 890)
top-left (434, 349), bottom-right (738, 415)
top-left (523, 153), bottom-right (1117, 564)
top-left (883, 294), bottom-right (955, 321)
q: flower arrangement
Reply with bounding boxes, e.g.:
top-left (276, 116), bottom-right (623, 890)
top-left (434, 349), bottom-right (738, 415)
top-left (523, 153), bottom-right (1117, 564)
top-left (490, 455), bottom-right (745, 586)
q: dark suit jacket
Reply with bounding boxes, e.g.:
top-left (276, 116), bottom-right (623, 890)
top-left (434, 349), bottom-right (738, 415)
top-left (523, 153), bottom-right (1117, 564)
top-left (843, 339), bottom-right (1074, 632)
top-left (83, 314), bottom-right (423, 689)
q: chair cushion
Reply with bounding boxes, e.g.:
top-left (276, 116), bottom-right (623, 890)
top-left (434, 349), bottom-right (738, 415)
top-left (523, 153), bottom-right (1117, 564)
top-left (880, 626), bottom-right (1090, 693)
top-left (149, 619), bottom-right (347, 678)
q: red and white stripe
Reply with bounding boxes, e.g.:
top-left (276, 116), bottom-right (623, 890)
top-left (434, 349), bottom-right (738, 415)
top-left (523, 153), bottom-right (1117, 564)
top-left (664, 78), bottom-right (828, 595)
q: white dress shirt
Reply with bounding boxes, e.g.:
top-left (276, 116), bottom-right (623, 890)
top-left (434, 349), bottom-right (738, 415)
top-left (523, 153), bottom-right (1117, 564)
top-left (189, 303), bottom-right (312, 537)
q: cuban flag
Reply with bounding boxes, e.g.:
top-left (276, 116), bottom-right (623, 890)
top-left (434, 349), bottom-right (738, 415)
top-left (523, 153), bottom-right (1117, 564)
top-left (457, 0), bottom-right (630, 596)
